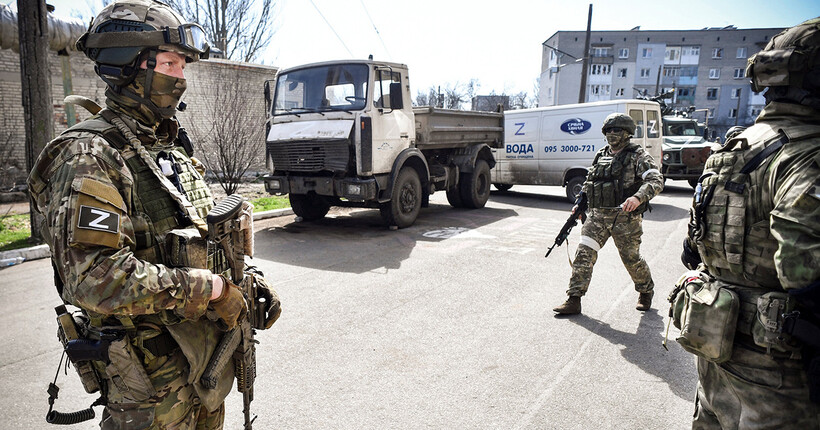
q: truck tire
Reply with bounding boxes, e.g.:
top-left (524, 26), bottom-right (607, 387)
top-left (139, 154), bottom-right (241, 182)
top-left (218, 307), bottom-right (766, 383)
top-left (459, 159), bottom-right (491, 209)
top-left (380, 167), bottom-right (422, 228)
top-left (446, 187), bottom-right (464, 208)
top-left (289, 193), bottom-right (330, 221)
top-left (493, 183), bottom-right (513, 192)
top-left (565, 175), bottom-right (585, 202)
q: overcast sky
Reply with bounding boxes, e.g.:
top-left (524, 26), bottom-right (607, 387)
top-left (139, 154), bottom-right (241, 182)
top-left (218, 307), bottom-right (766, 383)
top-left (16, 0), bottom-right (819, 98)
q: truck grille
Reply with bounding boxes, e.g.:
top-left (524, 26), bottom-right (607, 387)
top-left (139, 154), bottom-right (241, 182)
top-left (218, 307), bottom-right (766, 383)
top-left (266, 140), bottom-right (349, 173)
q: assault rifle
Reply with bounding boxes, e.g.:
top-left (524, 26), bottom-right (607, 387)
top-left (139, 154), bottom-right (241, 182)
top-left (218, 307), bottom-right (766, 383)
top-left (545, 193), bottom-right (588, 258)
top-left (201, 194), bottom-right (259, 429)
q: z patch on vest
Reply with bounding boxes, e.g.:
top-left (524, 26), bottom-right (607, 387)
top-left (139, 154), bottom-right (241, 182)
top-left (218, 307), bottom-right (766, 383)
top-left (77, 205), bottom-right (119, 233)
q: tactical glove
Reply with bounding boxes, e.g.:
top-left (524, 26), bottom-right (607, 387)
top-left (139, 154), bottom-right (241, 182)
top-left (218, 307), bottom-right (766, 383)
top-left (207, 276), bottom-right (248, 331)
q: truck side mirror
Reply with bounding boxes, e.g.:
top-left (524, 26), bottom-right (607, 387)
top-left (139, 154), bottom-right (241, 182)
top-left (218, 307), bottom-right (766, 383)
top-left (389, 82), bottom-right (403, 110)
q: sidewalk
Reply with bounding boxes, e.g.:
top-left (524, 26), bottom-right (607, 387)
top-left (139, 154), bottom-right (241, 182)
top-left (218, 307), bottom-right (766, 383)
top-left (0, 207), bottom-right (293, 268)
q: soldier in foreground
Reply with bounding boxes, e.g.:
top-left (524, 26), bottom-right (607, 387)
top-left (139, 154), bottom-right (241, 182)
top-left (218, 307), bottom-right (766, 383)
top-left (28, 1), bottom-right (279, 428)
top-left (675, 17), bottom-right (820, 429)
top-left (553, 113), bottom-right (664, 315)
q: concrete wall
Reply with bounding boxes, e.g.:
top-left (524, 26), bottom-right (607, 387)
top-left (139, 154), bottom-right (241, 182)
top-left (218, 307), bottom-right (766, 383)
top-left (0, 48), bottom-right (276, 187)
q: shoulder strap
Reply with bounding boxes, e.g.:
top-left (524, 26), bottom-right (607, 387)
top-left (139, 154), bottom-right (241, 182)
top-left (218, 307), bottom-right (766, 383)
top-left (63, 116), bottom-right (129, 150)
top-left (724, 133), bottom-right (789, 194)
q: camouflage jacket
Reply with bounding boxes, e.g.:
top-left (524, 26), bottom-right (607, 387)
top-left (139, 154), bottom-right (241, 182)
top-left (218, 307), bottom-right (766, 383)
top-left (582, 142), bottom-right (664, 208)
top-left (28, 110), bottom-right (214, 323)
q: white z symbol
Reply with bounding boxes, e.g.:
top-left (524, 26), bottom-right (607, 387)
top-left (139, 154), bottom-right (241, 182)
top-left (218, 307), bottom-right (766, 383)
top-left (88, 208), bottom-right (111, 229)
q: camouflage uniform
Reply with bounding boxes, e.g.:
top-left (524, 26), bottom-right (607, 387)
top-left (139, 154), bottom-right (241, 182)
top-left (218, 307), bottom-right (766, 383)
top-left (678, 18), bottom-right (820, 429)
top-left (28, 1), bottom-right (235, 428)
top-left (567, 142), bottom-right (664, 298)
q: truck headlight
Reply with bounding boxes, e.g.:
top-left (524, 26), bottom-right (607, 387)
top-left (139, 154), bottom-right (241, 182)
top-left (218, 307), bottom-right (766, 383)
top-left (346, 184), bottom-right (362, 195)
top-left (662, 153), bottom-right (671, 162)
top-left (269, 179), bottom-right (282, 190)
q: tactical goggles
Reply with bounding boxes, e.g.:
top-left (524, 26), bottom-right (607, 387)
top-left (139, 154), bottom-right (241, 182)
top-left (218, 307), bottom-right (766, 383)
top-left (83, 23), bottom-right (210, 58)
top-left (604, 127), bottom-right (626, 134)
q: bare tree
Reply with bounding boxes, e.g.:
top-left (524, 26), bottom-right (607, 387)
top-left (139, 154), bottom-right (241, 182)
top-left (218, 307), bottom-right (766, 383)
top-left (187, 67), bottom-right (263, 195)
top-left (166, 0), bottom-right (276, 63)
top-left (443, 82), bottom-right (470, 110)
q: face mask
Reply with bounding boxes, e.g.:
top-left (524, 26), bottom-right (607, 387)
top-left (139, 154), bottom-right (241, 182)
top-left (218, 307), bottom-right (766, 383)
top-left (606, 130), bottom-right (630, 151)
top-left (124, 70), bottom-right (187, 120)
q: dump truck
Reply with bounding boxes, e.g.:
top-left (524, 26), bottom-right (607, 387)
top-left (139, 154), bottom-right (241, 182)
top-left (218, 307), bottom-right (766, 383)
top-left (262, 59), bottom-right (503, 228)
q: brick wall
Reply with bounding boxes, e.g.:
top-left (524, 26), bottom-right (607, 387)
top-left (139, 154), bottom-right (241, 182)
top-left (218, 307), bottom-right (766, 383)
top-left (0, 49), bottom-right (276, 186)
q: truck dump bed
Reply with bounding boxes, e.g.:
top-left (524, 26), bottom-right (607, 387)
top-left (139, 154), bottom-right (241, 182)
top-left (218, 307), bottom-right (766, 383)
top-left (412, 107), bottom-right (503, 150)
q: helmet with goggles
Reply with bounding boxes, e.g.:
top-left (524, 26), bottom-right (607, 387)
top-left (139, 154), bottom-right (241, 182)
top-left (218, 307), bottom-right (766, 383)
top-left (601, 113), bottom-right (636, 135)
top-left (746, 17), bottom-right (820, 106)
top-left (76, 0), bottom-right (210, 87)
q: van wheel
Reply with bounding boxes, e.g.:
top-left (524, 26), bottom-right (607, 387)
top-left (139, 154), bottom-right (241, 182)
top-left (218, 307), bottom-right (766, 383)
top-left (289, 193), bottom-right (330, 221)
top-left (380, 167), bottom-right (422, 228)
top-left (460, 159), bottom-right (491, 209)
top-left (493, 183), bottom-right (513, 192)
top-left (565, 175), bottom-right (585, 202)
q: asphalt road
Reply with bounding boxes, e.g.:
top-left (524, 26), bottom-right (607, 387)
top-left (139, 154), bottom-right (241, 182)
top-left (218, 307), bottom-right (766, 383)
top-left (0, 181), bottom-right (700, 429)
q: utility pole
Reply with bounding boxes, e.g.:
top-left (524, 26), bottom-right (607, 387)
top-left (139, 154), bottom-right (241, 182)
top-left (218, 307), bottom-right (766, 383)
top-left (578, 4), bottom-right (592, 104)
top-left (734, 88), bottom-right (742, 126)
top-left (18, 0), bottom-right (53, 242)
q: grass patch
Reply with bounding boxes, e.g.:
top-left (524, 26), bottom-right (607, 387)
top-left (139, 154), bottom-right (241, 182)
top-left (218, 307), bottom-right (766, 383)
top-left (0, 214), bottom-right (33, 252)
top-left (250, 195), bottom-right (290, 212)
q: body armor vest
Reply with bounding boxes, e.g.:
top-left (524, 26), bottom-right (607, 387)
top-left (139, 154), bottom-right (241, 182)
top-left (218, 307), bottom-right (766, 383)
top-left (688, 133), bottom-right (786, 289)
top-left (587, 144), bottom-right (646, 211)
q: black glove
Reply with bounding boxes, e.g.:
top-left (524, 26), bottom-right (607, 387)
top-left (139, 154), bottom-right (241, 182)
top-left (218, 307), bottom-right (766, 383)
top-left (681, 237), bottom-right (701, 270)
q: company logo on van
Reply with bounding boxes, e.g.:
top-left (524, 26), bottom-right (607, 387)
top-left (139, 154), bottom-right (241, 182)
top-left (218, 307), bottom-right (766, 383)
top-left (560, 118), bottom-right (592, 135)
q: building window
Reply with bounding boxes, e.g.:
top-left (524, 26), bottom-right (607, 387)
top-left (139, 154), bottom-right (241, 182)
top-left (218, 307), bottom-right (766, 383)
top-left (617, 68), bottom-right (627, 78)
top-left (665, 47), bottom-right (680, 61)
top-left (590, 64), bottom-right (612, 75)
top-left (618, 48), bottom-right (629, 58)
top-left (707, 88), bottom-right (718, 100)
top-left (712, 48), bottom-right (723, 59)
top-left (592, 47), bottom-right (611, 57)
top-left (709, 68), bottom-right (720, 79)
top-left (589, 84), bottom-right (611, 96)
top-left (642, 48), bottom-right (652, 58)
top-left (750, 107), bottom-right (761, 117)
top-left (737, 47), bottom-right (747, 58)
top-left (732, 88), bottom-right (742, 98)
top-left (733, 68), bottom-right (744, 79)
top-left (640, 68), bottom-right (651, 78)
top-left (615, 88), bottom-right (624, 96)
top-left (689, 46), bottom-right (700, 56)
top-left (663, 66), bottom-right (680, 77)
top-left (729, 108), bottom-right (738, 118)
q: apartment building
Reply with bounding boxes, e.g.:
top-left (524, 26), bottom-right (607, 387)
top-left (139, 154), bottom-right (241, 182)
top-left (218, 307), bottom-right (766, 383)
top-left (539, 26), bottom-right (785, 139)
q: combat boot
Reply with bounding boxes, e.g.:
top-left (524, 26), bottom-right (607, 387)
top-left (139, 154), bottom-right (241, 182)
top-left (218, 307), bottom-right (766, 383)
top-left (553, 296), bottom-right (582, 315)
top-left (636, 291), bottom-right (654, 311)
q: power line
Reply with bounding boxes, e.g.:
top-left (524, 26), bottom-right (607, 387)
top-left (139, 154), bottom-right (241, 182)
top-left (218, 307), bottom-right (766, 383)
top-left (308, 0), bottom-right (354, 58)
top-left (359, 0), bottom-right (391, 60)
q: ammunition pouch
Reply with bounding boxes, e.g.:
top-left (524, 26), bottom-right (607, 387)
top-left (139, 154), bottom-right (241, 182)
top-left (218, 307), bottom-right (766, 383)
top-left (164, 228), bottom-right (208, 269)
top-left (669, 272), bottom-right (739, 363)
top-left (103, 334), bottom-right (157, 403)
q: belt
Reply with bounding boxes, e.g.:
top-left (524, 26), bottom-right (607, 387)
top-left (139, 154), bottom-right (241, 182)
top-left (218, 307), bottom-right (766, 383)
top-left (141, 330), bottom-right (179, 357)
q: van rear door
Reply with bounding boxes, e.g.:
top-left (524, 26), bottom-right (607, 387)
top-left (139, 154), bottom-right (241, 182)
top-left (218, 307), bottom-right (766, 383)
top-left (627, 103), bottom-right (663, 162)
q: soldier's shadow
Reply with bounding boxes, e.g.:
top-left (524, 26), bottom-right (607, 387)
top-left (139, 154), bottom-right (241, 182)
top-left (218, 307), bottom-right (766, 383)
top-left (566, 310), bottom-right (697, 401)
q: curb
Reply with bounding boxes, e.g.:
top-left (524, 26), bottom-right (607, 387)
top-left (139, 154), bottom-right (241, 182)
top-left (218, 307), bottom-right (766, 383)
top-left (0, 208), bottom-right (294, 268)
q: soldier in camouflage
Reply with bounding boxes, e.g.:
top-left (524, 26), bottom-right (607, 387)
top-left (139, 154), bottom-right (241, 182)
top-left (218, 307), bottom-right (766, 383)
top-left (676, 17), bottom-right (820, 429)
top-left (28, 1), bottom-right (249, 428)
top-left (554, 113), bottom-right (664, 315)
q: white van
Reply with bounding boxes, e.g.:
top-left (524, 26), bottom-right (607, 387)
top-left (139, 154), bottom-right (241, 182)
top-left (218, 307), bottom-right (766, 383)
top-left (491, 99), bottom-right (663, 201)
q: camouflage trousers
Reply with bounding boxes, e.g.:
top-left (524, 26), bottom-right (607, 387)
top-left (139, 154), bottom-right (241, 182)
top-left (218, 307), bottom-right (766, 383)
top-left (567, 209), bottom-right (654, 297)
top-left (101, 349), bottom-right (225, 430)
top-left (693, 345), bottom-right (819, 429)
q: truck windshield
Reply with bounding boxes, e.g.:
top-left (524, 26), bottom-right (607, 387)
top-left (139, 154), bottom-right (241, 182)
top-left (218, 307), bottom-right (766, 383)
top-left (664, 121), bottom-right (701, 136)
top-left (273, 64), bottom-right (369, 115)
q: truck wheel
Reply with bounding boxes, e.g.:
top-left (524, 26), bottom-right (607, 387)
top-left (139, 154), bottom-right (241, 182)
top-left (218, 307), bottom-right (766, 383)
top-left (565, 175), bottom-right (585, 202)
top-left (446, 187), bottom-right (464, 208)
top-left (380, 167), bottom-right (422, 228)
top-left (459, 159), bottom-right (491, 209)
top-left (493, 183), bottom-right (513, 192)
top-left (289, 193), bottom-right (330, 221)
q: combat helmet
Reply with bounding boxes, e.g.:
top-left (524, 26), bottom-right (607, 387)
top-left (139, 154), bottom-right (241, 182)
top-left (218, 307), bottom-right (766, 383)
top-left (77, 0), bottom-right (209, 87)
top-left (746, 16), bottom-right (820, 107)
top-left (601, 113), bottom-right (636, 135)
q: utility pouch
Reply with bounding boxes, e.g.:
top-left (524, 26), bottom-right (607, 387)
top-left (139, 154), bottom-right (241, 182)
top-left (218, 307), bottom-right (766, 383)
top-left (104, 335), bottom-right (157, 403)
top-left (165, 228), bottom-right (208, 269)
top-left (669, 274), bottom-right (739, 363)
top-left (751, 291), bottom-right (800, 354)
